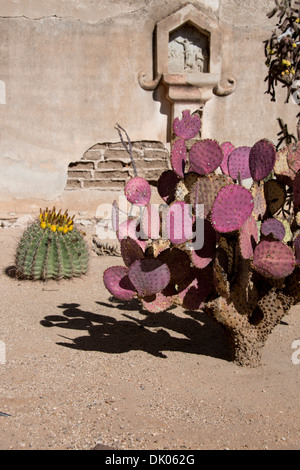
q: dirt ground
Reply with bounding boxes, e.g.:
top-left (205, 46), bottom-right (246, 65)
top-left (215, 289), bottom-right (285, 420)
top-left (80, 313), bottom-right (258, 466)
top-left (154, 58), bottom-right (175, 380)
top-left (0, 224), bottom-right (299, 451)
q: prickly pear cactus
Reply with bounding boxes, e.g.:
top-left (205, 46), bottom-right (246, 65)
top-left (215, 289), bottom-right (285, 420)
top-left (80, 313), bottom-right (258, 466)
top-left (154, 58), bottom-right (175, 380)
top-left (104, 110), bottom-right (300, 367)
top-left (16, 207), bottom-right (89, 280)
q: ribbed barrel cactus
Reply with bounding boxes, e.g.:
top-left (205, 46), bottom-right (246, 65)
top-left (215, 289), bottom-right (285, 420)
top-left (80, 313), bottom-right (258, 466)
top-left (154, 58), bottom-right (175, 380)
top-left (103, 110), bottom-right (300, 367)
top-left (16, 207), bottom-right (89, 280)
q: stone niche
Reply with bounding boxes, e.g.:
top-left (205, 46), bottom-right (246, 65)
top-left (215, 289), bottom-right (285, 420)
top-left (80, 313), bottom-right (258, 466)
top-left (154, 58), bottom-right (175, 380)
top-left (139, 4), bottom-right (236, 122)
top-left (168, 22), bottom-right (210, 75)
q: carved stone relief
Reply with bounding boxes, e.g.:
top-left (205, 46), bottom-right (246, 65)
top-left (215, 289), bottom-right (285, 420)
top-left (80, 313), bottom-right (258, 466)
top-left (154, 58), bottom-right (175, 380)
top-left (168, 23), bottom-right (209, 74)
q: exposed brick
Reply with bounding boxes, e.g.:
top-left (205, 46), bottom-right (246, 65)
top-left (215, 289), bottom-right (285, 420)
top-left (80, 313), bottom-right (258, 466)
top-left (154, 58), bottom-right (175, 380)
top-left (96, 160), bottom-right (124, 171)
top-left (94, 170), bottom-right (129, 180)
top-left (67, 170), bottom-right (93, 179)
top-left (135, 159), bottom-right (168, 170)
top-left (69, 161), bottom-right (94, 170)
top-left (83, 180), bottom-right (124, 189)
top-left (132, 141), bottom-right (165, 150)
top-left (143, 169), bottom-right (165, 180)
top-left (65, 179), bottom-right (82, 190)
top-left (104, 149), bottom-right (139, 163)
top-left (107, 142), bottom-right (126, 149)
top-left (143, 149), bottom-right (169, 161)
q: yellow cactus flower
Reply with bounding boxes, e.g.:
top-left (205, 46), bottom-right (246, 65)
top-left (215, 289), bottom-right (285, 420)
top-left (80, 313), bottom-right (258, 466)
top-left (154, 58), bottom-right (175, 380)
top-left (40, 221), bottom-right (47, 229)
top-left (68, 225), bottom-right (74, 232)
top-left (51, 225), bottom-right (57, 232)
top-left (58, 226), bottom-right (64, 232)
top-left (63, 226), bottom-right (69, 234)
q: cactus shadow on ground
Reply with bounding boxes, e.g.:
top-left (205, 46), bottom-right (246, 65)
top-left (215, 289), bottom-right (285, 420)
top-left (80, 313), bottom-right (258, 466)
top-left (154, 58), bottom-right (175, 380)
top-left (40, 302), bottom-right (232, 361)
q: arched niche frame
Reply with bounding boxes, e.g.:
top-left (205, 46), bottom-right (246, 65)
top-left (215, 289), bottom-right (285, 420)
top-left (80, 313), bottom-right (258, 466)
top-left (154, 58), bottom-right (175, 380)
top-left (138, 4), bottom-right (236, 135)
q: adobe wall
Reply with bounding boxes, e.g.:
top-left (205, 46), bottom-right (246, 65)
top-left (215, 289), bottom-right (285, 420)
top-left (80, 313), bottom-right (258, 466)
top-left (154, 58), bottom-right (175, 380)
top-left (0, 0), bottom-right (297, 216)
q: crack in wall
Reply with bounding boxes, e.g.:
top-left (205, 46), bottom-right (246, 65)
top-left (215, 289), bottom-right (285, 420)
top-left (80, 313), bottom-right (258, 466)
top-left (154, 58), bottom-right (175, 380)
top-left (0, 14), bottom-right (86, 22)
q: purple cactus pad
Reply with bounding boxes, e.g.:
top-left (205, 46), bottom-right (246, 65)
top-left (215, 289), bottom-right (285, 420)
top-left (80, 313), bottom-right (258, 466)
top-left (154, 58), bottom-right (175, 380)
top-left (239, 215), bottom-right (258, 259)
top-left (287, 141), bottom-right (300, 174)
top-left (157, 170), bottom-right (180, 205)
top-left (220, 141), bottom-right (235, 175)
top-left (211, 184), bottom-right (254, 233)
top-left (179, 266), bottom-right (214, 310)
top-left (117, 218), bottom-right (147, 251)
top-left (189, 174), bottom-right (231, 218)
top-left (227, 146), bottom-right (251, 181)
top-left (253, 240), bottom-right (296, 279)
top-left (128, 258), bottom-right (171, 297)
top-left (189, 139), bottom-right (223, 175)
top-left (294, 172), bottom-right (300, 207)
top-left (173, 109), bottom-right (201, 140)
top-left (158, 247), bottom-right (191, 284)
top-left (189, 218), bottom-right (217, 268)
top-left (249, 139), bottom-right (276, 181)
top-left (124, 176), bottom-right (151, 206)
top-left (261, 218), bottom-right (286, 241)
top-left (120, 237), bottom-right (145, 267)
top-left (142, 293), bottom-right (173, 313)
top-left (103, 266), bottom-right (136, 301)
top-left (294, 235), bottom-right (300, 264)
top-left (171, 138), bottom-right (187, 178)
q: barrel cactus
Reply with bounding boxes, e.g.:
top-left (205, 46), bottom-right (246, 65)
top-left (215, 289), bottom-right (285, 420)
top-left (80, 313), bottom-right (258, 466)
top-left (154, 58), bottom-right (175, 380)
top-left (15, 207), bottom-right (89, 280)
top-left (103, 110), bottom-right (300, 367)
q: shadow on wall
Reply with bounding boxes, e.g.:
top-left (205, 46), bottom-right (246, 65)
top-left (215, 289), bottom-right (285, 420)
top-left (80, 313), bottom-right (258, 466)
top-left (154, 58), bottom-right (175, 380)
top-left (40, 300), bottom-right (232, 361)
top-left (153, 82), bottom-right (173, 142)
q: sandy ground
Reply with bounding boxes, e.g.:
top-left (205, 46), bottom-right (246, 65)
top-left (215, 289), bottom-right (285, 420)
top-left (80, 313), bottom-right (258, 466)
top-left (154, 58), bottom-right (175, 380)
top-left (0, 224), bottom-right (299, 451)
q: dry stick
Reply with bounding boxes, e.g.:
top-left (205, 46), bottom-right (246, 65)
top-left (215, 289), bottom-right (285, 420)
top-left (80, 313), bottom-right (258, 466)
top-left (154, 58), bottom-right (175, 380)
top-left (114, 123), bottom-right (139, 218)
top-left (115, 123), bottom-right (138, 177)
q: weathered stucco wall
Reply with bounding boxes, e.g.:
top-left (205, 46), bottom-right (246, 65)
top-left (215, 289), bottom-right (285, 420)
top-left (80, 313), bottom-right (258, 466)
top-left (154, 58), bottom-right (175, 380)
top-left (0, 0), bottom-right (297, 214)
